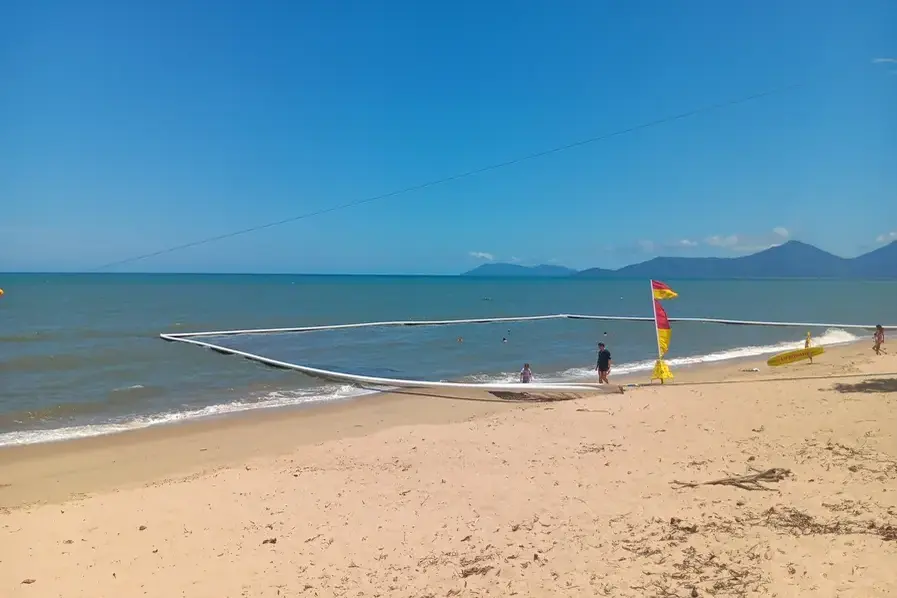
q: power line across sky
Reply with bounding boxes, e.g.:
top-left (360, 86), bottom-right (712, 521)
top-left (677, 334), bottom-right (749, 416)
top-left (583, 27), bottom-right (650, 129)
top-left (93, 78), bottom-right (812, 272)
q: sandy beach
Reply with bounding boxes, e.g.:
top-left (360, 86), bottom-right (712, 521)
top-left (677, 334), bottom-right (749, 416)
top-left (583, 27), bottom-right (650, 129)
top-left (2, 342), bottom-right (896, 597)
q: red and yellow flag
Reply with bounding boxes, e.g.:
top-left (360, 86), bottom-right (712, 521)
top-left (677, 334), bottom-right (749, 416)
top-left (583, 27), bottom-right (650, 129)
top-left (651, 279), bottom-right (678, 300)
top-left (650, 279), bottom-right (677, 383)
top-left (654, 299), bottom-right (671, 356)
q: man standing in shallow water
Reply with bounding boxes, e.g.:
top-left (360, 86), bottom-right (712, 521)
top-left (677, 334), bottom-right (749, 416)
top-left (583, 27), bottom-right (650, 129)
top-left (596, 342), bottom-right (612, 384)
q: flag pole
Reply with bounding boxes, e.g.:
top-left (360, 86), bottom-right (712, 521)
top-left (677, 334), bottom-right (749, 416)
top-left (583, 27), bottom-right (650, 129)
top-left (650, 279), bottom-right (665, 384)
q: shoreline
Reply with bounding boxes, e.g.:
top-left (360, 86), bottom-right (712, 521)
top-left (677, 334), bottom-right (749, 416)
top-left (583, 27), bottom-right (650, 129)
top-left (0, 387), bottom-right (522, 508)
top-left (0, 339), bottom-right (881, 509)
top-left (0, 329), bottom-right (864, 449)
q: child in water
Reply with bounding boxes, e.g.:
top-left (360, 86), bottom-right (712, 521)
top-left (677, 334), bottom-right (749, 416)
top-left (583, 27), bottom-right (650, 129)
top-left (519, 363), bottom-right (533, 383)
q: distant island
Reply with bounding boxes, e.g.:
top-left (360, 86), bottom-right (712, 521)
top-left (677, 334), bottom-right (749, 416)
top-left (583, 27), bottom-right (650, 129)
top-left (461, 241), bottom-right (897, 279)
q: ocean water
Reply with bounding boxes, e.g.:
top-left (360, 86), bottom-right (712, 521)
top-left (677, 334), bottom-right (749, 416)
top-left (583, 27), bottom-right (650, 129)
top-left (0, 274), bottom-right (892, 446)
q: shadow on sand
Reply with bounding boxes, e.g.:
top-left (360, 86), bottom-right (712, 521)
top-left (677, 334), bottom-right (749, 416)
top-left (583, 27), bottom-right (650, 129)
top-left (830, 378), bottom-right (897, 394)
top-left (380, 387), bottom-right (618, 404)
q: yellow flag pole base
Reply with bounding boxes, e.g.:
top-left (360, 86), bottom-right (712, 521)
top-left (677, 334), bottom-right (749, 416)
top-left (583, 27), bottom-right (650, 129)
top-left (652, 359), bottom-right (673, 384)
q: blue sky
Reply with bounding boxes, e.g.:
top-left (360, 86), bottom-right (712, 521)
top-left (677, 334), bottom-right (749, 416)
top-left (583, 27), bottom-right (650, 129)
top-left (2, 0), bottom-right (895, 274)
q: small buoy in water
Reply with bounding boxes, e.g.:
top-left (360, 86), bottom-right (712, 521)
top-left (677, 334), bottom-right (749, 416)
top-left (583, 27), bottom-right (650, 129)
top-left (0, 288), bottom-right (4, 297)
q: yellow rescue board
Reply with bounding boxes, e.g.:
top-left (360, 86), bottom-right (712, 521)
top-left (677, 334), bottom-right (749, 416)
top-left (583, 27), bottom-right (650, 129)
top-left (766, 346), bottom-right (824, 367)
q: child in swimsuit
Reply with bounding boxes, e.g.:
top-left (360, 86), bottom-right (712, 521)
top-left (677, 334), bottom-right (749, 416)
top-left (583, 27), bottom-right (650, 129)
top-left (873, 325), bottom-right (885, 355)
top-left (520, 363), bottom-right (533, 383)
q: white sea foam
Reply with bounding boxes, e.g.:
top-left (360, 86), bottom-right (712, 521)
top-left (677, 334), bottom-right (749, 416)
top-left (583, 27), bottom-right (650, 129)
top-left (0, 384), bottom-right (374, 447)
top-left (469, 328), bottom-right (861, 384)
top-left (0, 328), bottom-right (860, 447)
top-left (110, 384), bottom-right (146, 392)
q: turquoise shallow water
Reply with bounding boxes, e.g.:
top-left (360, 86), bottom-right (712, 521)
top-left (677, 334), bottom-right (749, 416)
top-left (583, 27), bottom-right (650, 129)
top-left (0, 274), bottom-right (892, 445)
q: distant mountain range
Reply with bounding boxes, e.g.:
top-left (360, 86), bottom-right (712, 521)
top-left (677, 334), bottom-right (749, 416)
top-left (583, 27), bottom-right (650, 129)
top-left (461, 241), bottom-right (897, 279)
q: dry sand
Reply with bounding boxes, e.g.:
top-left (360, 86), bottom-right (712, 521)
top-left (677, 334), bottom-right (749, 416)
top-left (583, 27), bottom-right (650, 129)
top-left (2, 342), bottom-right (896, 597)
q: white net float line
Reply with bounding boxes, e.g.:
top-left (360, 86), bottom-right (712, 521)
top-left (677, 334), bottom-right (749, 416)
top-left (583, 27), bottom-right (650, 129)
top-left (161, 313), bottom-right (891, 339)
top-left (159, 313), bottom-right (889, 394)
top-left (160, 333), bottom-right (617, 393)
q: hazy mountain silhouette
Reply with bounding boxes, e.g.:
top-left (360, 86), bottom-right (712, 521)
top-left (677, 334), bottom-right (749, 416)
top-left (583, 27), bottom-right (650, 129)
top-left (587, 241), bottom-right (852, 279)
top-left (849, 241), bottom-right (897, 278)
top-left (461, 241), bottom-right (897, 279)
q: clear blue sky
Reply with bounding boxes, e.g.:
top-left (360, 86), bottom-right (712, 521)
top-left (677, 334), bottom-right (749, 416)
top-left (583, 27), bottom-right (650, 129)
top-left (2, 0), bottom-right (895, 274)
